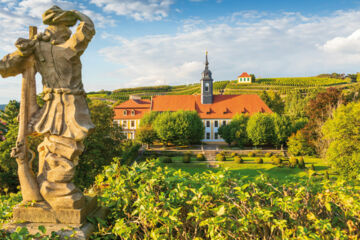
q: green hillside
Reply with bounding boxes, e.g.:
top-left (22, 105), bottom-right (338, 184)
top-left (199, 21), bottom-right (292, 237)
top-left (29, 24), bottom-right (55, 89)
top-left (87, 76), bottom-right (356, 103)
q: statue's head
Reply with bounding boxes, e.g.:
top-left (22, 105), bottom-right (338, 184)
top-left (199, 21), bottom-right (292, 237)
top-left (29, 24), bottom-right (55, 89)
top-left (42, 6), bottom-right (77, 44)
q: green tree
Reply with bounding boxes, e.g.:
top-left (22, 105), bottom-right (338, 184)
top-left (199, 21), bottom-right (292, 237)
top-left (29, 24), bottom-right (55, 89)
top-left (0, 100), bottom-right (19, 126)
top-left (217, 124), bottom-right (234, 146)
top-left (136, 125), bottom-right (157, 149)
top-left (322, 102), bottom-right (360, 178)
top-left (260, 91), bottom-right (284, 114)
top-left (287, 131), bottom-right (314, 156)
top-left (250, 74), bottom-right (256, 83)
top-left (218, 114), bottom-right (249, 147)
top-left (268, 91), bottom-right (285, 114)
top-left (0, 100), bottom-right (42, 191)
top-left (285, 89), bottom-right (319, 120)
top-left (75, 100), bottom-right (124, 189)
top-left (153, 110), bottom-right (204, 146)
top-left (246, 113), bottom-right (274, 146)
top-left (303, 87), bottom-right (342, 156)
top-left (271, 113), bottom-right (292, 147)
top-left (139, 111), bottom-right (160, 127)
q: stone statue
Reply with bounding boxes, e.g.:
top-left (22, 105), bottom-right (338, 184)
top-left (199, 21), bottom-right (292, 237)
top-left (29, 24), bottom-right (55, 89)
top-left (0, 6), bottom-right (95, 210)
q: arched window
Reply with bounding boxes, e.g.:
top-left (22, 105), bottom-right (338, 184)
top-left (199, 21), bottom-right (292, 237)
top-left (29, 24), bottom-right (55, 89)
top-left (123, 110), bottom-right (127, 116)
top-left (131, 110), bottom-right (135, 116)
top-left (205, 83), bottom-right (209, 92)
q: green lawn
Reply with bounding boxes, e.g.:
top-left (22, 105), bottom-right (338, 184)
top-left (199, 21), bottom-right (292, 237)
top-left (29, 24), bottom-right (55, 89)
top-left (158, 156), bottom-right (331, 180)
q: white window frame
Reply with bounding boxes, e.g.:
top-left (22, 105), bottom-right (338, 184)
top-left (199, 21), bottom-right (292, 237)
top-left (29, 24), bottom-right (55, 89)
top-left (130, 120), bottom-right (135, 129)
top-left (206, 120), bottom-right (210, 128)
top-left (131, 110), bottom-right (135, 116)
top-left (123, 120), bottom-right (127, 129)
top-left (123, 110), bottom-right (127, 116)
top-left (214, 120), bottom-right (218, 128)
top-left (206, 132), bottom-right (210, 140)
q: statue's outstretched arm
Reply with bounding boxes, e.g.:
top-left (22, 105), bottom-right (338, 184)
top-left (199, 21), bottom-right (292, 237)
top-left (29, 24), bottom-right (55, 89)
top-left (0, 38), bottom-right (36, 78)
top-left (0, 51), bottom-right (26, 78)
top-left (66, 10), bottom-right (95, 56)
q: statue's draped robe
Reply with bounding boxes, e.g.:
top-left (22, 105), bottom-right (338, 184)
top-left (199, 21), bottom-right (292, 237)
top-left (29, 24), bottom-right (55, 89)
top-left (0, 21), bottom-right (95, 209)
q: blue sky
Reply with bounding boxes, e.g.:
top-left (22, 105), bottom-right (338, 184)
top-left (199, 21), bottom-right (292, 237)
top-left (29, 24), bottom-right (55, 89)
top-left (1, 0), bottom-right (360, 103)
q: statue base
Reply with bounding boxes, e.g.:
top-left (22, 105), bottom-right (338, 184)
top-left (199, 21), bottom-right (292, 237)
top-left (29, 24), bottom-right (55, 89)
top-left (3, 196), bottom-right (109, 240)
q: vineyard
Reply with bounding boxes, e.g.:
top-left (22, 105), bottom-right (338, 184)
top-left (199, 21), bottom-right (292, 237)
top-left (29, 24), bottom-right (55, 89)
top-left (255, 77), bottom-right (350, 87)
top-left (87, 77), bottom-right (355, 102)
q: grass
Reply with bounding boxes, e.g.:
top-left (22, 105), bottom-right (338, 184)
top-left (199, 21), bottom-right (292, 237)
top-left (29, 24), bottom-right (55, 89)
top-left (158, 155), bottom-right (331, 180)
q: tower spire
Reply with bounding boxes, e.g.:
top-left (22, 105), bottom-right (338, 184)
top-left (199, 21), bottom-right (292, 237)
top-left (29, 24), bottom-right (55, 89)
top-left (200, 51), bottom-right (213, 104)
top-left (205, 50), bottom-right (208, 67)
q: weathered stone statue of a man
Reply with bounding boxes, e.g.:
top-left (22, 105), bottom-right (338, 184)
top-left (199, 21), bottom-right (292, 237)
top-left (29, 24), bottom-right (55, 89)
top-left (0, 6), bottom-right (95, 210)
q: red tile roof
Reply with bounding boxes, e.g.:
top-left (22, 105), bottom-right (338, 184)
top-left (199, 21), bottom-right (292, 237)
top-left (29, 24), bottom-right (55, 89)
top-left (114, 94), bottom-right (272, 120)
top-left (238, 72), bottom-right (250, 78)
top-left (152, 94), bottom-right (272, 119)
top-left (114, 99), bottom-right (151, 119)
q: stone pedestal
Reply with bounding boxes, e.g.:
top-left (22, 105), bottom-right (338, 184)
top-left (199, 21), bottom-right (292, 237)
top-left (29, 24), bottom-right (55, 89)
top-left (4, 196), bottom-right (109, 239)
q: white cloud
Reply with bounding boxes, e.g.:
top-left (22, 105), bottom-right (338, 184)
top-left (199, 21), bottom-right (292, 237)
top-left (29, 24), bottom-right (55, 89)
top-left (322, 29), bottom-right (360, 54)
top-left (98, 10), bottom-right (360, 89)
top-left (90, 0), bottom-right (174, 21)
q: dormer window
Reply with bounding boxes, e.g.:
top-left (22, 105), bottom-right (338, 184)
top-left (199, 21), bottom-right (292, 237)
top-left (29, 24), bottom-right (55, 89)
top-left (205, 83), bottom-right (209, 92)
top-left (131, 110), bottom-right (135, 116)
top-left (123, 110), bottom-right (127, 116)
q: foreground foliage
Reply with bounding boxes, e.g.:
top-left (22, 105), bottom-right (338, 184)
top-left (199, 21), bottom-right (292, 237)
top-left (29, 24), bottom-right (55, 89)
top-left (92, 160), bottom-right (360, 239)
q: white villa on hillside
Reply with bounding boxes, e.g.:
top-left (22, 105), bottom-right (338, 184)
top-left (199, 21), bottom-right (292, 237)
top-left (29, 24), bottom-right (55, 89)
top-left (238, 72), bottom-right (252, 83)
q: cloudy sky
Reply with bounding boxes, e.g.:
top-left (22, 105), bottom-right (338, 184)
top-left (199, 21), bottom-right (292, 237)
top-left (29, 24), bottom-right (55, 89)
top-left (1, 0), bottom-right (360, 103)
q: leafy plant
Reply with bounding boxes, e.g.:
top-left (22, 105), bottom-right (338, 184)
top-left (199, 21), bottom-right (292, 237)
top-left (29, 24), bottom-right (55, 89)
top-left (289, 157), bottom-right (298, 168)
top-left (234, 156), bottom-right (243, 164)
top-left (196, 153), bottom-right (206, 161)
top-left (255, 157), bottom-right (263, 164)
top-left (216, 154), bottom-right (226, 162)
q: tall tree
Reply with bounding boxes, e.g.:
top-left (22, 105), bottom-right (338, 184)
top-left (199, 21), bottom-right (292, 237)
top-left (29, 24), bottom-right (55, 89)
top-left (260, 91), bottom-right (284, 114)
top-left (218, 114), bottom-right (249, 147)
top-left (246, 113), bottom-right (275, 146)
top-left (153, 111), bottom-right (204, 146)
top-left (75, 100), bottom-right (124, 189)
top-left (303, 87), bottom-right (342, 156)
top-left (322, 102), bottom-right (360, 178)
top-left (271, 113), bottom-right (292, 147)
top-left (136, 125), bottom-right (157, 149)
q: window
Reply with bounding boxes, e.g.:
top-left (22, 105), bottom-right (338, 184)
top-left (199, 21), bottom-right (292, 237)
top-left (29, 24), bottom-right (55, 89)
top-left (113, 121), bottom-right (118, 126)
top-left (205, 83), bottom-right (209, 92)
top-left (123, 120), bottom-right (127, 128)
top-left (123, 110), bottom-right (127, 116)
top-left (214, 120), bottom-right (218, 128)
top-left (215, 132), bottom-right (219, 139)
top-left (206, 121), bottom-right (210, 128)
top-left (131, 110), bottom-right (135, 116)
top-left (222, 120), bottom-right (226, 126)
top-left (206, 132), bottom-right (210, 139)
top-left (131, 120), bottom-right (135, 128)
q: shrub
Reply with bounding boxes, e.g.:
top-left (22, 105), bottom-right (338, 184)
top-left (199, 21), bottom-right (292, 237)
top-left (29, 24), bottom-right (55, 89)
top-left (196, 153), bottom-right (206, 161)
top-left (182, 154), bottom-right (191, 163)
top-left (234, 156), bottom-right (243, 164)
top-left (272, 157), bottom-right (282, 165)
top-left (220, 151), bottom-right (227, 156)
top-left (255, 157), bottom-right (263, 164)
top-left (298, 157), bottom-right (305, 169)
top-left (289, 157), bottom-right (298, 168)
top-left (311, 164), bottom-right (315, 171)
top-left (216, 154), bottom-right (226, 162)
top-left (265, 152), bottom-right (272, 158)
top-left (93, 161), bottom-right (360, 239)
top-left (325, 171), bottom-right (330, 180)
top-left (248, 152), bottom-right (256, 157)
top-left (162, 156), bottom-right (172, 163)
top-left (231, 152), bottom-right (238, 158)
